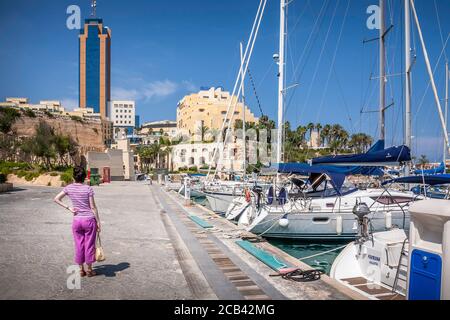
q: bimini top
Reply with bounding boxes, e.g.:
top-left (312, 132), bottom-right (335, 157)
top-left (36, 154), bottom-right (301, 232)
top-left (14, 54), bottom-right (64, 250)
top-left (413, 162), bottom-right (446, 175)
top-left (269, 163), bottom-right (384, 194)
top-left (382, 174), bottom-right (450, 186)
top-left (312, 140), bottom-right (411, 166)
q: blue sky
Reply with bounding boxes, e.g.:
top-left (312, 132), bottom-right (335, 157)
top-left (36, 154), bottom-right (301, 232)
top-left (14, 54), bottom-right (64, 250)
top-left (0, 0), bottom-right (449, 161)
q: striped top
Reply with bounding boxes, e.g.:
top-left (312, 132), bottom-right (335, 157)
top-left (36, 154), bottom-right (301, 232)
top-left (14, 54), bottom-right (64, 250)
top-left (63, 183), bottom-right (95, 219)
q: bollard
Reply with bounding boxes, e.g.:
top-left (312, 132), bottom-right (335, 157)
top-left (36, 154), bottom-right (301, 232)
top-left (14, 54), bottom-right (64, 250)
top-left (184, 177), bottom-right (191, 206)
top-left (164, 175), bottom-right (170, 190)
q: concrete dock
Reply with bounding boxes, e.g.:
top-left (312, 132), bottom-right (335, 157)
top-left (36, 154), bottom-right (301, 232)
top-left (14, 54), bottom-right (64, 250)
top-left (0, 181), bottom-right (362, 300)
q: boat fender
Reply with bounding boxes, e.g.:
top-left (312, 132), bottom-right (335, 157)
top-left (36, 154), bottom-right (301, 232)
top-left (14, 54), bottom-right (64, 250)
top-left (385, 211), bottom-right (392, 229)
top-left (245, 188), bottom-right (251, 203)
top-left (279, 214), bottom-right (289, 228)
top-left (336, 215), bottom-right (343, 235)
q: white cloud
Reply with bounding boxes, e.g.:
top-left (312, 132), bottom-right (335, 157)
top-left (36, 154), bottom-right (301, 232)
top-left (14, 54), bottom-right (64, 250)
top-left (112, 79), bottom-right (197, 103)
top-left (181, 80), bottom-right (197, 92)
top-left (60, 98), bottom-right (78, 110)
top-left (142, 80), bottom-right (178, 100)
top-left (111, 87), bottom-right (140, 101)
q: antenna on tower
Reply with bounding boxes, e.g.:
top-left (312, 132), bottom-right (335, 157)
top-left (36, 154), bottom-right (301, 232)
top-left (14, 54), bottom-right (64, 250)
top-left (91, 0), bottom-right (97, 17)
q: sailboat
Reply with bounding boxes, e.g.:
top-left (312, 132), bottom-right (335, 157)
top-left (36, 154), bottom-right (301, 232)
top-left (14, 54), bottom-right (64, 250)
top-left (225, 0), bottom-right (425, 240)
top-left (330, 0), bottom-right (450, 300)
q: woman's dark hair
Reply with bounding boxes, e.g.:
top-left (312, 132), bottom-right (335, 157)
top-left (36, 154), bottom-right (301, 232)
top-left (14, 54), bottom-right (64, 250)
top-left (73, 166), bottom-right (87, 183)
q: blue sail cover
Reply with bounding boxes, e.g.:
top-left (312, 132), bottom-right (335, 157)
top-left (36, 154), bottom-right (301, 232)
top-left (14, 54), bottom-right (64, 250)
top-left (382, 174), bottom-right (450, 186)
top-left (413, 162), bottom-right (446, 175)
top-left (271, 163), bottom-right (384, 194)
top-left (312, 140), bottom-right (411, 166)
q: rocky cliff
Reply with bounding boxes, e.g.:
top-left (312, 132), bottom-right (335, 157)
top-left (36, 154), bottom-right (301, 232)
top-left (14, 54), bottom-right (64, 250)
top-left (12, 114), bottom-right (107, 155)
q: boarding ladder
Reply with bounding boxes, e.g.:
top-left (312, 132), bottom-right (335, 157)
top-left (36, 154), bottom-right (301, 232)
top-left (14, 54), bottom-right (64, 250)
top-left (392, 238), bottom-right (409, 295)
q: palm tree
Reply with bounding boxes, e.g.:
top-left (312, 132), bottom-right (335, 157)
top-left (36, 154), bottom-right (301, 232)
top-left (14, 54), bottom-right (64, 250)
top-left (306, 122), bottom-right (314, 141)
top-left (321, 124), bottom-right (331, 147)
top-left (315, 123), bottom-right (322, 147)
top-left (418, 154), bottom-right (429, 168)
top-left (197, 124), bottom-right (209, 142)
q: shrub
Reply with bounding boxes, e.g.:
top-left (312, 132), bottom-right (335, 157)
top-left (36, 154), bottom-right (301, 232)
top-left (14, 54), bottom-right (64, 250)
top-left (60, 167), bottom-right (74, 185)
top-left (0, 161), bottom-right (30, 175)
top-left (17, 170), bottom-right (40, 181)
top-left (22, 108), bottom-right (36, 118)
top-left (188, 166), bottom-right (198, 172)
top-left (0, 173), bottom-right (6, 184)
top-left (50, 172), bottom-right (58, 177)
top-left (0, 107), bottom-right (21, 134)
top-left (43, 110), bottom-right (54, 118)
top-left (70, 115), bottom-right (83, 123)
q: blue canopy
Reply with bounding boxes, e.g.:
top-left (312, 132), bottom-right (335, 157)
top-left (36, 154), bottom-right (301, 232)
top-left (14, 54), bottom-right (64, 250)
top-left (382, 174), bottom-right (450, 186)
top-left (271, 163), bottom-right (384, 194)
top-left (312, 140), bottom-right (411, 166)
top-left (413, 162), bottom-right (446, 175)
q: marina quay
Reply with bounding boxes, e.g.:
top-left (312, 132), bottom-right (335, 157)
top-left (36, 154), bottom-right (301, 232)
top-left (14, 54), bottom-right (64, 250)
top-left (1, 0), bottom-right (450, 315)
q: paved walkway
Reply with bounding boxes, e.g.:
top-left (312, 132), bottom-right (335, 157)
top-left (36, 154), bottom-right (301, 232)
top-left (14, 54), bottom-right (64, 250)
top-left (0, 182), bottom-right (193, 299)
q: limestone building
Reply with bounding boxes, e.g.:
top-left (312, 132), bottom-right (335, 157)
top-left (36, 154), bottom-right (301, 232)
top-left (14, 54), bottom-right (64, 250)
top-left (176, 87), bottom-right (257, 139)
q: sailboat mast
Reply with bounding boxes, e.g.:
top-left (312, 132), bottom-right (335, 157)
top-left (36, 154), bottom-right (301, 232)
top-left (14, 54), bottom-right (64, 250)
top-left (405, 0), bottom-right (412, 174)
top-left (445, 61), bottom-right (449, 165)
top-left (410, 0), bottom-right (450, 156)
top-left (240, 42), bottom-right (247, 177)
top-left (379, 0), bottom-right (386, 141)
top-left (276, 0), bottom-right (286, 164)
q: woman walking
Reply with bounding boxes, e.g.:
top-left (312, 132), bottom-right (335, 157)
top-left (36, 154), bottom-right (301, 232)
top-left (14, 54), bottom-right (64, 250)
top-left (54, 166), bottom-right (101, 277)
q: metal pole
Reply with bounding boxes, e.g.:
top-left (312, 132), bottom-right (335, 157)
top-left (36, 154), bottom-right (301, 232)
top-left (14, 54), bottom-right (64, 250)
top-left (405, 0), bottom-right (412, 175)
top-left (184, 177), bottom-right (191, 206)
top-left (410, 0), bottom-right (450, 155)
top-left (207, 0), bottom-right (265, 179)
top-left (445, 61), bottom-right (449, 165)
top-left (276, 0), bottom-right (286, 164)
top-left (240, 42), bottom-right (247, 178)
top-left (379, 0), bottom-right (386, 141)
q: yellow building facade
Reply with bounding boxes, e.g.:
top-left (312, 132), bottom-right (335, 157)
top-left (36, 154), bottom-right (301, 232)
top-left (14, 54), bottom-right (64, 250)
top-left (176, 87), bottom-right (257, 138)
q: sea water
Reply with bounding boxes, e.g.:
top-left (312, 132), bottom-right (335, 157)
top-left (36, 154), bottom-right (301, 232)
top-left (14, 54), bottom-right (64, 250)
top-left (266, 239), bottom-right (348, 275)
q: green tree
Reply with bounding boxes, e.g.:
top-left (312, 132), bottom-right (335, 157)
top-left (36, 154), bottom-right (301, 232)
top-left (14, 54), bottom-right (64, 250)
top-left (418, 154), bottom-right (429, 168)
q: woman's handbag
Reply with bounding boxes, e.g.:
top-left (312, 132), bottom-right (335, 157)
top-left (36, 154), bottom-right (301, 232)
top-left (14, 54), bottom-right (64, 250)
top-left (95, 233), bottom-right (106, 262)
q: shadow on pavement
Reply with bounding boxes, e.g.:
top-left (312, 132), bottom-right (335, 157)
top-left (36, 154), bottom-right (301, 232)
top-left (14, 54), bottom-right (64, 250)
top-left (2, 187), bottom-right (28, 194)
top-left (94, 262), bottom-right (130, 277)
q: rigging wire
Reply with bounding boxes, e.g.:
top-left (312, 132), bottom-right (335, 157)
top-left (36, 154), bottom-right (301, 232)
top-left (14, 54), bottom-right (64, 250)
top-left (434, 0), bottom-right (448, 62)
top-left (285, 0), bottom-right (329, 123)
top-left (247, 67), bottom-right (265, 117)
top-left (412, 34), bottom-right (450, 124)
top-left (314, 0), bottom-right (351, 125)
top-left (299, 0), bottom-right (341, 122)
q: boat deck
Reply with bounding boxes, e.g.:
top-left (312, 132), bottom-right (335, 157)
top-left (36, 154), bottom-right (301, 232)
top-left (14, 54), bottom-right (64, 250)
top-left (340, 277), bottom-right (405, 300)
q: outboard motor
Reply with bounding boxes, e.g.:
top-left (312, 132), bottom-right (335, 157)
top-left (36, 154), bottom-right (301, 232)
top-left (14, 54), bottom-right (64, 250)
top-left (266, 186), bottom-right (274, 205)
top-left (353, 202), bottom-right (371, 244)
top-left (252, 185), bottom-right (263, 210)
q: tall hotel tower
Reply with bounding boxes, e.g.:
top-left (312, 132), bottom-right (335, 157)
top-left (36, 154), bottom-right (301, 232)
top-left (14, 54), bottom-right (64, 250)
top-left (79, 3), bottom-right (111, 119)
